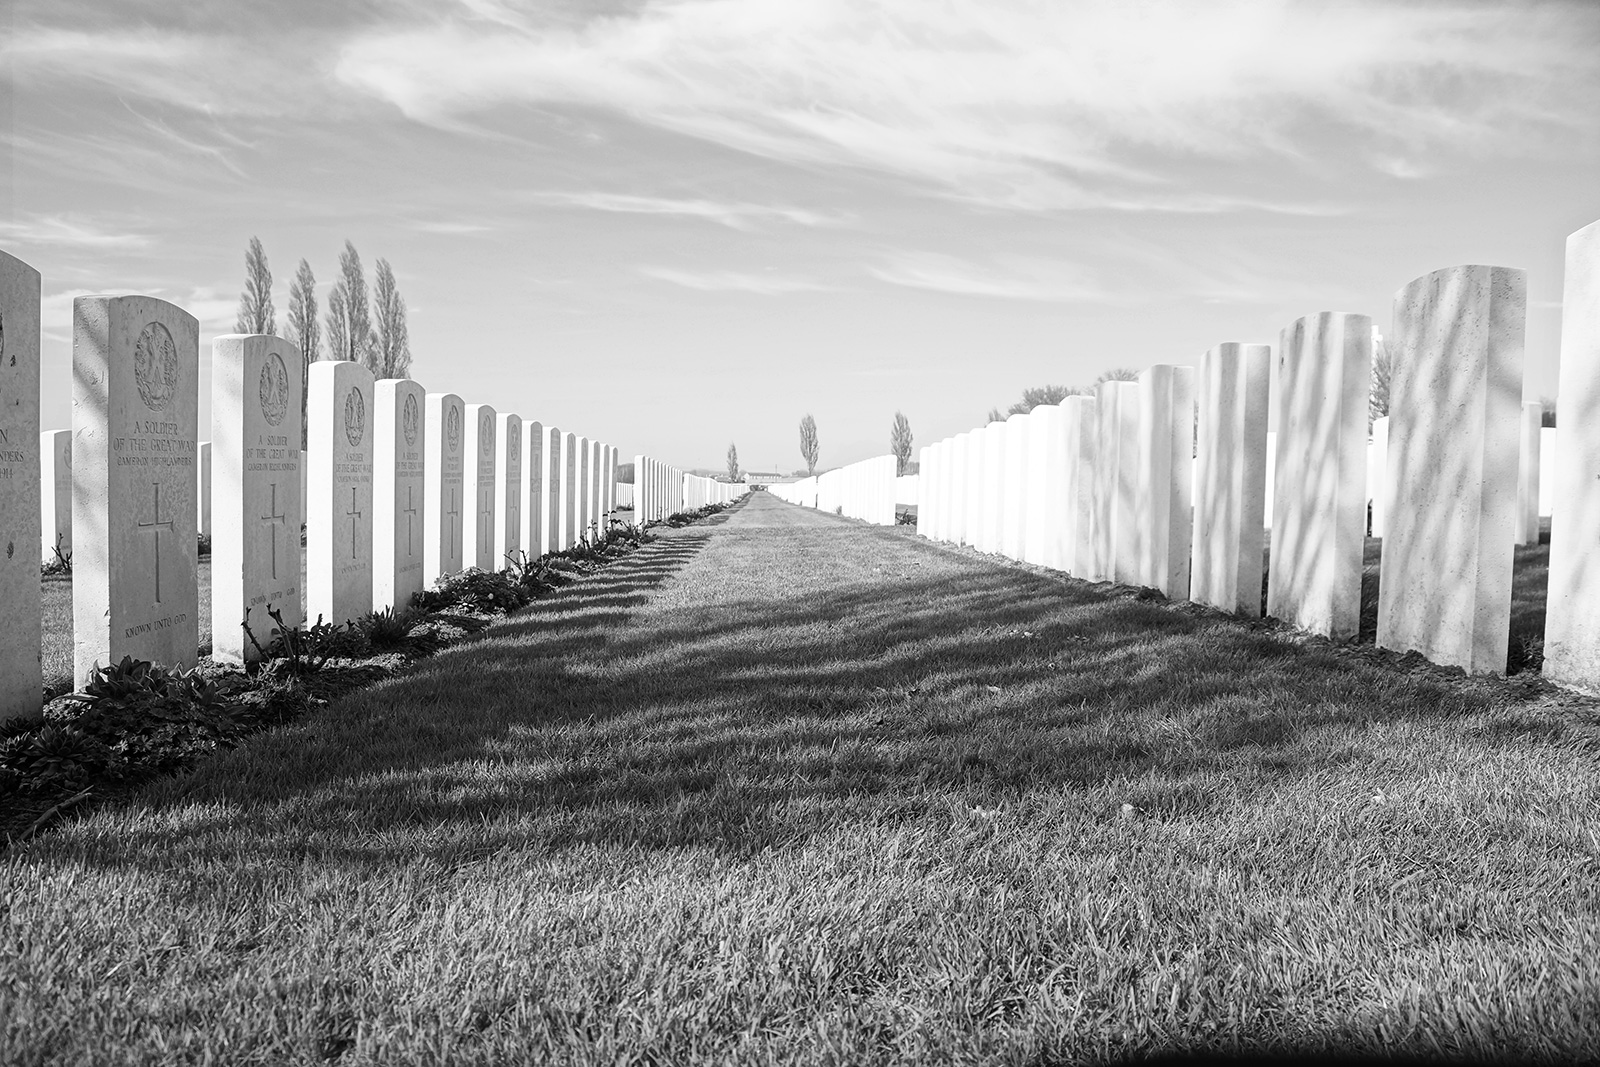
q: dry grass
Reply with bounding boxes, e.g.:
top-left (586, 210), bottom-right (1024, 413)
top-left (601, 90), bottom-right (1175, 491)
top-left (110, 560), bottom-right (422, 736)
top-left (5, 495), bottom-right (1599, 1065)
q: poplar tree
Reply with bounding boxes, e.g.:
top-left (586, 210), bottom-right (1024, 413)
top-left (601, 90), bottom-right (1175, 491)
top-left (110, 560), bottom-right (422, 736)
top-left (890, 412), bottom-right (913, 475)
top-left (284, 258), bottom-right (320, 449)
top-left (798, 414), bottom-right (819, 476)
top-left (325, 239), bottom-right (371, 364)
top-left (726, 442), bottom-right (740, 483)
top-left (234, 235), bottom-right (275, 334)
top-left (370, 257), bottom-right (412, 379)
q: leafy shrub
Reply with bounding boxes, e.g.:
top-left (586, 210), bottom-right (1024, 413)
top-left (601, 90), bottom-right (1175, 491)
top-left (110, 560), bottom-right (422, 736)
top-left (416, 567), bottom-right (532, 615)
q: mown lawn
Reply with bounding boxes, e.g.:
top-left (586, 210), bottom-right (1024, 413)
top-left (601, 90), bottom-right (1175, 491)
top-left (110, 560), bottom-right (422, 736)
top-left (5, 493), bottom-right (1599, 1065)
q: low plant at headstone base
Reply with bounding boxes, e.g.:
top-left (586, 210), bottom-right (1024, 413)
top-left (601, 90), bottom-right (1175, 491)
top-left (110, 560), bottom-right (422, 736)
top-left (40, 536), bottom-right (71, 576)
top-left (196, 532), bottom-right (211, 558)
top-left (896, 508), bottom-right (916, 525)
top-left (241, 605), bottom-right (367, 677)
top-left (356, 605), bottom-right (435, 655)
top-left (416, 567), bottom-right (533, 616)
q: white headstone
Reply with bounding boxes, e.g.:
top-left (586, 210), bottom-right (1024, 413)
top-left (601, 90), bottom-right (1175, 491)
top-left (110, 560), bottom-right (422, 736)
top-left (1546, 219), bottom-right (1600, 691)
top-left (72, 294), bottom-right (199, 685)
top-left (307, 360), bottom-right (374, 625)
top-left (1268, 313), bottom-right (1371, 640)
top-left (577, 435), bottom-right (592, 543)
top-left (544, 426), bottom-right (562, 545)
top-left (1192, 343), bottom-right (1270, 616)
top-left (1022, 409), bottom-right (1060, 567)
top-left (495, 413), bottom-right (522, 566)
top-left (1136, 365), bottom-right (1194, 598)
top-left (948, 433), bottom-right (969, 545)
top-left (212, 334), bottom-right (305, 664)
top-left (1062, 396), bottom-right (1098, 578)
top-left (1093, 381), bottom-right (1141, 584)
top-left (521, 419), bottom-right (548, 558)
top-left (373, 378), bottom-right (426, 613)
top-left (560, 431), bottom-right (578, 549)
top-left (0, 251), bottom-right (41, 719)
top-left (1367, 416), bottom-right (1389, 538)
top-left (1516, 401), bottom-right (1541, 546)
top-left (461, 403), bottom-right (497, 571)
top-left (197, 440), bottom-right (211, 539)
top-left (916, 444), bottom-right (934, 539)
top-left (424, 393), bottom-right (465, 582)
top-left (1002, 413), bottom-right (1028, 559)
top-left (978, 422), bottom-right (1005, 552)
top-left (1378, 266), bottom-right (1524, 674)
top-left (588, 438), bottom-right (602, 537)
top-left (40, 429), bottom-right (70, 566)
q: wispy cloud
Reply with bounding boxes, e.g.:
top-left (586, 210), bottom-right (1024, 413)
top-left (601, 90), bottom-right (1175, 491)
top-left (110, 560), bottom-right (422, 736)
top-left (334, 0), bottom-right (1600, 209)
top-left (870, 253), bottom-right (1109, 303)
top-left (527, 191), bottom-right (838, 230)
top-left (409, 221), bottom-right (496, 235)
top-left (637, 266), bottom-right (831, 295)
top-left (0, 215), bottom-right (150, 250)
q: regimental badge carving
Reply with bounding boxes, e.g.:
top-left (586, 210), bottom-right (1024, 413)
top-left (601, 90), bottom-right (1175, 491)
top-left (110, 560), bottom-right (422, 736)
top-left (259, 353), bottom-right (290, 426)
top-left (480, 412), bottom-right (493, 456)
top-left (344, 386), bottom-right (367, 447)
top-left (508, 423), bottom-right (519, 456)
top-left (446, 404), bottom-right (461, 453)
top-left (402, 393), bottom-right (420, 447)
top-left (134, 321), bottom-right (179, 412)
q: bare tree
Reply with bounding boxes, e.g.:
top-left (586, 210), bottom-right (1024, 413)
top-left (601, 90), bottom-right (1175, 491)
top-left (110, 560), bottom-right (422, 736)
top-left (325, 240), bottom-right (372, 364)
top-left (370, 257), bottom-right (412, 379)
top-left (1369, 327), bottom-right (1392, 427)
top-left (890, 411), bottom-right (913, 475)
top-left (798, 414), bottom-right (819, 476)
top-left (234, 235), bottom-right (275, 334)
top-left (726, 442), bottom-right (741, 482)
top-left (284, 258), bottom-right (320, 449)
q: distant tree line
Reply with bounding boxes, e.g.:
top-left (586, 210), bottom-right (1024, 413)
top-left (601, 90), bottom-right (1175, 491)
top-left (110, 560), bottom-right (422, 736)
top-left (235, 236), bottom-right (414, 446)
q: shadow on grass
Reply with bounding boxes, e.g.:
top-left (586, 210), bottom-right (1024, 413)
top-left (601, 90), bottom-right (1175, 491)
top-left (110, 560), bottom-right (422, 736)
top-left (64, 497), bottom-right (1591, 872)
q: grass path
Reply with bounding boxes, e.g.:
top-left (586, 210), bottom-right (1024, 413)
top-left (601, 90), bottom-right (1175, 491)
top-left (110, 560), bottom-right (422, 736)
top-left (6, 492), bottom-right (1600, 1064)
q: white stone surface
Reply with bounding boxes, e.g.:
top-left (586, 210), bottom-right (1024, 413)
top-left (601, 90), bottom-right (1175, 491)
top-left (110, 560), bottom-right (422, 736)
top-left (1192, 343), bottom-right (1270, 616)
top-left (495, 413), bottom-right (522, 566)
top-left (560, 431), bottom-right (578, 548)
top-left (0, 251), bottom-right (41, 718)
top-left (589, 438), bottom-right (602, 536)
top-left (1367, 417), bottom-right (1389, 538)
top-left (1002, 413), bottom-right (1028, 559)
top-left (521, 420), bottom-right (547, 557)
top-left (1539, 426), bottom-right (1558, 518)
top-left (1090, 381), bottom-right (1122, 582)
top-left (40, 429), bottom-right (70, 565)
top-left (1516, 401), bottom-right (1541, 545)
top-left (1136, 365), bottom-right (1195, 598)
top-left (213, 334), bottom-right (305, 664)
top-left (424, 393), bottom-right (465, 582)
top-left (979, 422), bottom-right (1005, 552)
top-left (1022, 407), bottom-right (1061, 567)
top-left (307, 360), bottom-right (374, 626)
top-left (1547, 219), bottom-right (1600, 690)
top-left (577, 435), bottom-right (593, 542)
top-left (1063, 396), bottom-right (1098, 577)
top-left (462, 404), bottom-right (497, 571)
top-left (373, 378), bottom-right (426, 613)
top-left (1098, 381), bottom-right (1142, 584)
top-left (72, 294), bottom-right (199, 685)
top-left (197, 441), bottom-right (211, 538)
top-left (1378, 266), bottom-right (1524, 674)
top-left (1267, 313), bottom-right (1371, 640)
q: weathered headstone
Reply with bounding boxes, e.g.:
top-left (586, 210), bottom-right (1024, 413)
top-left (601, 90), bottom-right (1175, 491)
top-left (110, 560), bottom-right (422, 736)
top-left (1192, 343), bottom-right (1270, 616)
top-left (373, 378), bottom-right (426, 613)
top-left (212, 334), bottom-right (304, 665)
top-left (1516, 401), bottom-right (1541, 546)
top-left (1002, 413), bottom-right (1029, 559)
top-left (522, 421), bottom-right (549, 556)
top-left (1378, 266), bottom-right (1524, 674)
top-left (0, 251), bottom-right (41, 719)
top-left (462, 404), bottom-right (497, 571)
top-left (197, 441), bottom-right (211, 540)
top-left (1268, 312), bottom-right (1371, 640)
top-left (39, 429), bottom-right (70, 566)
top-left (72, 294), bottom-right (199, 685)
top-left (495, 412), bottom-right (522, 566)
top-left (424, 393), bottom-right (465, 582)
top-left (1136, 365), bottom-right (1194, 597)
top-left (560, 431), bottom-right (578, 549)
top-left (307, 360), bottom-right (374, 625)
top-left (1546, 219), bottom-right (1600, 691)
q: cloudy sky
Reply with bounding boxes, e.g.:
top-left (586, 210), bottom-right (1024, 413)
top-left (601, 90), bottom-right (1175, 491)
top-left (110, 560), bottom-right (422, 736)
top-left (3, 0), bottom-right (1597, 473)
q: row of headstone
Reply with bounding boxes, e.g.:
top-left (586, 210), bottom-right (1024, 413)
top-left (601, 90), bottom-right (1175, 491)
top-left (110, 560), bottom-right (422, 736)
top-left (806, 456), bottom-right (896, 524)
top-left (0, 253), bottom-right (633, 717)
top-left (896, 232), bottom-right (1599, 686)
top-left (683, 472), bottom-right (745, 509)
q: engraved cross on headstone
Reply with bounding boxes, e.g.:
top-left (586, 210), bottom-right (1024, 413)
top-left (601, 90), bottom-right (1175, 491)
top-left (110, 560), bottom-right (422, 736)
top-left (259, 482), bottom-right (287, 580)
top-left (136, 481), bottom-right (174, 603)
top-left (403, 485), bottom-right (418, 556)
top-left (479, 486), bottom-right (493, 558)
top-left (346, 485), bottom-right (363, 559)
top-left (446, 485), bottom-right (461, 558)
